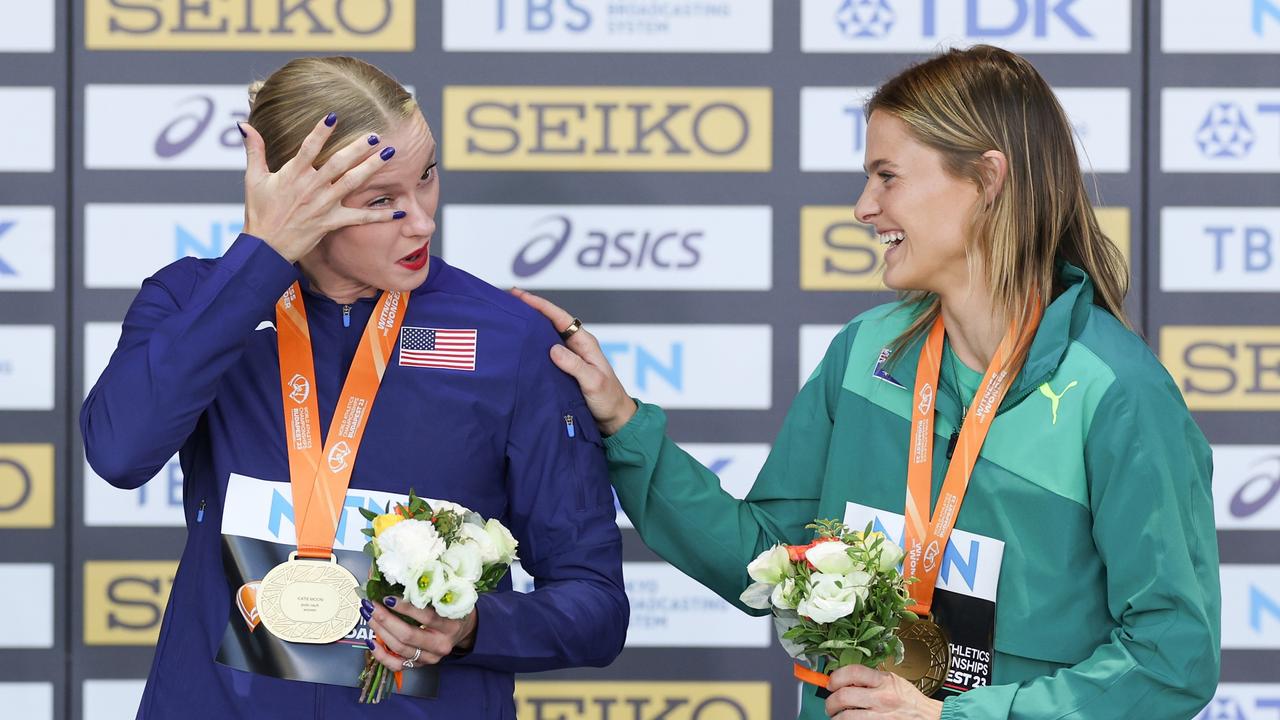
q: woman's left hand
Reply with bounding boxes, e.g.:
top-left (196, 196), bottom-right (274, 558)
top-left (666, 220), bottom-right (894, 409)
top-left (825, 665), bottom-right (944, 719)
top-left (363, 596), bottom-right (476, 672)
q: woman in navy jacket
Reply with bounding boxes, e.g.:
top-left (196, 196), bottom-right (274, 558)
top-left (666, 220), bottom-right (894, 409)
top-left (81, 56), bottom-right (628, 718)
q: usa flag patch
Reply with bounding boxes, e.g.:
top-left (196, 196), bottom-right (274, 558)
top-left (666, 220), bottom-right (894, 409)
top-left (399, 327), bottom-right (478, 371)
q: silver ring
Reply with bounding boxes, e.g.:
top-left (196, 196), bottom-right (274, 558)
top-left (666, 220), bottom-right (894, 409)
top-left (408, 647), bottom-right (422, 663)
top-left (558, 317), bottom-right (582, 342)
top-left (402, 659), bottom-right (415, 669)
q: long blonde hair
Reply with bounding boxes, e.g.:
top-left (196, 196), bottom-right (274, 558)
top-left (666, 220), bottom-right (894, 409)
top-left (870, 45), bottom-right (1130, 371)
top-left (247, 56), bottom-right (417, 172)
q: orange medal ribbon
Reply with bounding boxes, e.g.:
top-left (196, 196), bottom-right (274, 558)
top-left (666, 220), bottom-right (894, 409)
top-left (902, 307), bottom-right (1041, 615)
top-left (276, 283), bottom-right (408, 559)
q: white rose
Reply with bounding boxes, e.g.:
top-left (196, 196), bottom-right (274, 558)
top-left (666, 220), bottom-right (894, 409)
top-left (805, 540), bottom-right (856, 575)
top-left (771, 577), bottom-right (798, 610)
top-left (442, 541), bottom-right (483, 584)
top-left (739, 581), bottom-right (774, 610)
top-left (375, 519), bottom-right (445, 588)
top-left (459, 522), bottom-right (500, 564)
top-left (404, 560), bottom-right (446, 610)
top-left (797, 571), bottom-right (863, 624)
top-left (747, 545), bottom-right (793, 585)
top-left (433, 576), bottom-right (479, 619)
top-left (864, 532), bottom-right (904, 573)
top-left (429, 499), bottom-right (471, 517)
top-left (484, 519), bottom-right (519, 565)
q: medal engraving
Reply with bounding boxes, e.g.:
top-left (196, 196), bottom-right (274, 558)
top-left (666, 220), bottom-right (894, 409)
top-left (889, 618), bottom-right (951, 697)
top-left (257, 554), bottom-right (361, 644)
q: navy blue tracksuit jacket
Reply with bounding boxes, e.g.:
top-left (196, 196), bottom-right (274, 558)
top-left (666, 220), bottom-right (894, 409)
top-left (81, 234), bottom-right (629, 718)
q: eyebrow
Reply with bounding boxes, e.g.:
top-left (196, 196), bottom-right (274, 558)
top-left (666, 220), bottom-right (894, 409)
top-left (359, 154), bottom-right (438, 195)
top-left (863, 158), bottom-right (895, 174)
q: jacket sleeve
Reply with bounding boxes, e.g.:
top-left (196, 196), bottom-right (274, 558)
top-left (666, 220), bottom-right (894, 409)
top-left (941, 376), bottom-right (1221, 719)
top-left (80, 234), bottom-right (299, 489)
top-left (450, 317), bottom-right (629, 672)
top-left (602, 324), bottom-right (856, 614)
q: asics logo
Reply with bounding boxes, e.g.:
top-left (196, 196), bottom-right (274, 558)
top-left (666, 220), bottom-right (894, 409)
top-left (1038, 381), bottom-right (1078, 425)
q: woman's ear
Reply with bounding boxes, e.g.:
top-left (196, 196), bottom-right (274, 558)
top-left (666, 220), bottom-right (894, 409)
top-left (979, 150), bottom-right (1008, 207)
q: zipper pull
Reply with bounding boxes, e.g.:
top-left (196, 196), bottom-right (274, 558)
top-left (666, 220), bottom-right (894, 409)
top-left (946, 431), bottom-right (959, 460)
top-left (196, 499), bottom-right (206, 523)
top-left (342, 304), bottom-right (351, 328)
top-left (564, 414), bottom-right (576, 438)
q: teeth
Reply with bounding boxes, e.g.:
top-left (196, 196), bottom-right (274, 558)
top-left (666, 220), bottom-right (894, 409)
top-left (876, 231), bottom-right (905, 246)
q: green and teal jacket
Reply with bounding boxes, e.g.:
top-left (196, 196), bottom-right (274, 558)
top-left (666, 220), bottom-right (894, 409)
top-left (605, 263), bottom-right (1221, 719)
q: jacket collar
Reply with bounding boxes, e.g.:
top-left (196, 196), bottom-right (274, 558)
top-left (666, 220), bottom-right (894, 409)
top-left (886, 260), bottom-right (1095, 411)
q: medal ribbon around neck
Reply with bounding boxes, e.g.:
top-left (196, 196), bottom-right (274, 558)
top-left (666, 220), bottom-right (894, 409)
top-left (276, 282), bottom-right (407, 559)
top-left (902, 303), bottom-right (1041, 615)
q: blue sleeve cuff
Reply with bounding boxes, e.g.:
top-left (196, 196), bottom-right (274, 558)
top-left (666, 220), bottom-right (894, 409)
top-left (219, 233), bottom-right (300, 297)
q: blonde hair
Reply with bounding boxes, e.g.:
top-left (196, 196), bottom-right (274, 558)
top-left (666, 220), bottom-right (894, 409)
top-left (870, 45), bottom-right (1130, 372)
top-left (247, 56), bottom-right (417, 172)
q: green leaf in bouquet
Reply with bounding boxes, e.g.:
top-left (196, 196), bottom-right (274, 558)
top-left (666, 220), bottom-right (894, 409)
top-left (362, 540), bottom-right (374, 555)
top-left (858, 624), bottom-right (885, 642)
top-left (360, 527), bottom-right (374, 537)
top-left (358, 506), bottom-right (379, 521)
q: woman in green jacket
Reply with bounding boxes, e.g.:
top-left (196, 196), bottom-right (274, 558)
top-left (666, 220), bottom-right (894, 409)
top-left (516, 45), bottom-right (1220, 720)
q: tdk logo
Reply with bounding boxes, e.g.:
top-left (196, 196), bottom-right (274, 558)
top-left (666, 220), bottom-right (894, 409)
top-left (836, 0), bottom-right (895, 37)
top-left (1198, 103), bottom-right (1257, 159)
top-left (805, 0), bottom-right (1127, 52)
top-left (513, 215), bottom-right (701, 278)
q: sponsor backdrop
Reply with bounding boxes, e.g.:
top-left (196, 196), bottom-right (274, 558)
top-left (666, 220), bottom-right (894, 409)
top-left (0, 1), bottom-right (1276, 718)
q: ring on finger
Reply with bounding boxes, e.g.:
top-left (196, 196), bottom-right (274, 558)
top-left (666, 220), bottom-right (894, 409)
top-left (402, 659), bottom-right (415, 669)
top-left (408, 647), bottom-right (422, 664)
top-left (559, 317), bottom-right (583, 342)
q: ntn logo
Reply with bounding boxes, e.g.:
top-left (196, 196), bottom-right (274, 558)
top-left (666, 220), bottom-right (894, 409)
top-left (599, 342), bottom-right (682, 392)
top-left (177, 220), bottom-right (242, 260)
top-left (513, 215), bottom-right (700, 277)
top-left (864, 515), bottom-right (983, 591)
top-left (1251, 583), bottom-right (1280, 633)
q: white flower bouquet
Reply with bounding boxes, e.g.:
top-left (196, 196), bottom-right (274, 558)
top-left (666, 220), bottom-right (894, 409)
top-left (355, 490), bottom-right (518, 703)
top-left (740, 519), bottom-right (915, 691)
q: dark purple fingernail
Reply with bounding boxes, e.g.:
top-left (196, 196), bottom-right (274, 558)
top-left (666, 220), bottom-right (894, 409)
top-left (392, 210), bottom-right (406, 220)
top-left (365, 638), bottom-right (375, 650)
top-left (368, 134), bottom-right (379, 146)
top-left (360, 598), bottom-right (373, 612)
top-left (383, 596), bottom-right (397, 608)
top-left (237, 123), bottom-right (247, 139)
top-left (324, 112), bottom-right (337, 127)
top-left (380, 146), bottom-right (396, 161)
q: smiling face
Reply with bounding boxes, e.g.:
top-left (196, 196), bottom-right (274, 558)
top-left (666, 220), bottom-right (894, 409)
top-left (854, 110), bottom-right (985, 296)
top-left (301, 110), bottom-right (439, 299)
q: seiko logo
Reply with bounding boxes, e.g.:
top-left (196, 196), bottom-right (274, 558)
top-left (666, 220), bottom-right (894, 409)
top-left (443, 87), bottom-right (771, 171)
top-left (86, 0), bottom-right (413, 51)
top-left (287, 374), bottom-right (310, 405)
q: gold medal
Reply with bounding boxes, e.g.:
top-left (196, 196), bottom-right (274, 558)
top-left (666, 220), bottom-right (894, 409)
top-left (256, 553), bottom-right (361, 644)
top-left (888, 617), bottom-right (951, 697)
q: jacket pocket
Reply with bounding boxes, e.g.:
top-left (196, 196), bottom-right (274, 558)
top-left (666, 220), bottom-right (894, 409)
top-left (565, 404), bottom-right (607, 511)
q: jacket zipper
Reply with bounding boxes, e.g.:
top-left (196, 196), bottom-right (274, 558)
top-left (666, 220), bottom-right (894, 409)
top-left (196, 499), bottom-right (206, 523)
top-left (342, 304), bottom-right (351, 328)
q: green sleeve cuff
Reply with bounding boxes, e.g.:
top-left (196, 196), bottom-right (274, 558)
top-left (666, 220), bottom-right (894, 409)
top-left (603, 400), bottom-right (665, 455)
